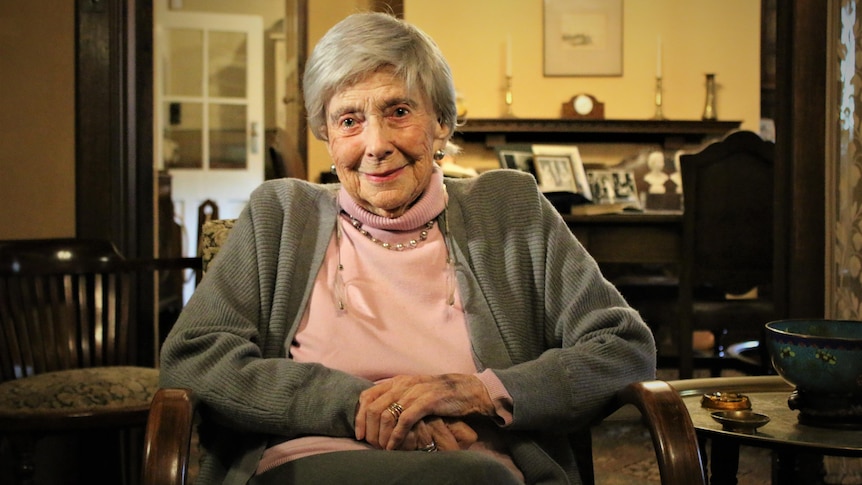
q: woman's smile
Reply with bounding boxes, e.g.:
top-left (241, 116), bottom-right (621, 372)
top-left (361, 164), bottom-right (408, 183)
top-left (325, 69), bottom-right (448, 218)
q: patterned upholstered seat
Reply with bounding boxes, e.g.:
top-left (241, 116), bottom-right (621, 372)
top-left (198, 218), bottom-right (236, 273)
top-left (0, 239), bottom-right (160, 483)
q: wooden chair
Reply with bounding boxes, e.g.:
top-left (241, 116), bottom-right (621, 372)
top-left (143, 381), bottom-right (703, 485)
top-left (0, 238), bottom-right (161, 484)
top-left (676, 130), bottom-right (777, 379)
top-left (142, 219), bottom-right (705, 485)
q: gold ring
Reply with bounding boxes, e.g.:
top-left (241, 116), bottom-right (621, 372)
top-left (386, 402), bottom-right (404, 422)
top-left (418, 439), bottom-right (438, 452)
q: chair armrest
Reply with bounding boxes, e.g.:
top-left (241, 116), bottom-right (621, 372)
top-left (139, 382), bottom-right (702, 485)
top-left (142, 388), bottom-right (196, 485)
top-left (616, 380), bottom-right (706, 485)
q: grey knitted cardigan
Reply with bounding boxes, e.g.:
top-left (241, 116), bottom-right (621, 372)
top-left (159, 169), bottom-right (657, 485)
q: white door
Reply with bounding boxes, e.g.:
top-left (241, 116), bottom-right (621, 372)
top-left (156, 12), bottom-right (264, 300)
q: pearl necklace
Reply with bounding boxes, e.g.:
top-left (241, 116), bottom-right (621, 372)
top-left (334, 208), bottom-right (456, 311)
top-left (346, 214), bottom-right (435, 251)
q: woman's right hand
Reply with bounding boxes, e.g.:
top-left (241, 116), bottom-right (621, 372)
top-left (355, 373), bottom-right (494, 450)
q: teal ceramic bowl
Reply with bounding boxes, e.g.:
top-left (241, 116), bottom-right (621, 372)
top-left (765, 319), bottom-right (862, 395)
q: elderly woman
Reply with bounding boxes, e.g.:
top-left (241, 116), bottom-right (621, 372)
top-left (160, 12), bottom-right (656, 485)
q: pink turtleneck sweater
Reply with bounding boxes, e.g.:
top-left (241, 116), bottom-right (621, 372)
top-left (256, 168), bottom-right (520, 479)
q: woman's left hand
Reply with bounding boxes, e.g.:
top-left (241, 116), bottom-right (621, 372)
top-left (395, 416), bottom-right (477, 452)
top-left (355, 373), bottom-right (495, 450)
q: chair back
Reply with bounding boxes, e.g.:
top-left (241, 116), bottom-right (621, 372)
top-left (680, 130), bottom-right (774, 296)
top-left (0, 239), bottom-right (135, 381)
top-left (199, 218), bottom-right (237, 274)
top-left (676, 130), bottom-right (776, 377)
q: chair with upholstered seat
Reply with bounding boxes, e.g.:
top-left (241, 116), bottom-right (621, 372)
top-left (142, 219), bottom-right (706, 485)
top-left (0, 239), bottom-right (160, 484)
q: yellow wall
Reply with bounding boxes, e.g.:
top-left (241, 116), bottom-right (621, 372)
top-left (0, 1), bottom-right (761, 242)
top-left (306, 0), bottom-right (761, 179)
top-left (0, 1), bottom-right (76, 240)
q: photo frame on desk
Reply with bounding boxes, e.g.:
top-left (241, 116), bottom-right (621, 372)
top-left (497, 148), bottom-right (534, 174)
top-left (586, 169), bottom-right (639, 205)
top-left (570, 169), bottom-right (642, 215)
top-left (543, 0), bottom-right (623, 76)
top-left (532, 144), bottom-right (592, 201)
top-left (534, 155), bottom-right (581, 194)
top-left (534, 154), bottom-right (592, 212)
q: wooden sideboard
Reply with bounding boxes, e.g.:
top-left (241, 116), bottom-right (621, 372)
top-left (453, 118), bottom-right (742, 151)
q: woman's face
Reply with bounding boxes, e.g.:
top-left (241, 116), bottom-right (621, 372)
top-left (325, 68), bottom-right (449, 218)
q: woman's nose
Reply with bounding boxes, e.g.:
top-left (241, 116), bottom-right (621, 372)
top-left (362, 116), bottom-right (394, 161)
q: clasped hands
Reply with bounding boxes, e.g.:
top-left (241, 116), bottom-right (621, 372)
top-left (355, 373), bottom-right (495, 452)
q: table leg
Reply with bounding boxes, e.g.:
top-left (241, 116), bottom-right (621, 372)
top-left (708, 436), bottom-right (740, 485)
top-left (773, 450), bottom-right (825, 484)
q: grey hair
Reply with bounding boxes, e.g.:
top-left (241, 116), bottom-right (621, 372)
top-left (303, 12), bottom-right (457, 142)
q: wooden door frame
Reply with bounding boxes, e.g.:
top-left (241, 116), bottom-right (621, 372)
top-left (75, 0), bottom-right (156, 364)
top-left (772, 0), bottom-right (826, 319)
top-left (76, 0), bottom-right (153, 259)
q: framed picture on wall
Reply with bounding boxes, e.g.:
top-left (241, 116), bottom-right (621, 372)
top-left (543, 0), bottom-right (623, 76)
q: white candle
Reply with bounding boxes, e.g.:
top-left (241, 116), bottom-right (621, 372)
top-left (656, 36), bottom-right (662, 78)
top-left (506, 34), bottom-right (512, 77)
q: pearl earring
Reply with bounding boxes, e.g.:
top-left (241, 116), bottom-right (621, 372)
top-left (433, 149), bottom-right (446, 161)
top-left (330, 164), bottom-right (337, 175)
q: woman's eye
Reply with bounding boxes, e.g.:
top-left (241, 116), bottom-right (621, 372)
top-left (393, 107), bottom-right (409, 117)
top-left (340, 118), bottom-right (356, 128)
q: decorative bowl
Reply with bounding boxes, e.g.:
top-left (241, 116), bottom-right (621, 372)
top-left (764, 319), bottom-right (862, 396)
top-left (701, 392), bottom-right (752, 410)
top-left (710, 410), bottom-right (770, 434)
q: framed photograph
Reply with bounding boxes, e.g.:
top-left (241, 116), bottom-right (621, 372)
top-left (543, 0), bottom-right (623, 76)
top-left (532, 144), bottom-right (592, 200)
top-left (534, 155), bottom-right (581, 193)
top-left (586, 169), bottom-right (639, 205)
top-left (497, 149), bottom-right (534, 174)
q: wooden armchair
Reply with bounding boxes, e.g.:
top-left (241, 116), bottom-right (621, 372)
top-left (143, 220), bottom-right (705, 484)
top-left (142, 381), bottom-right (704, 485)
top-left (0, 239), bottom-right (158, 484)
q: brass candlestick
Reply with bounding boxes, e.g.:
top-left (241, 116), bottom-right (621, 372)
top-left (504, 75), bottom-right (515, 118)
top-left (652, 76), bottom-right (665, 120)
top-left (702, 73), bottom-right (717, 120)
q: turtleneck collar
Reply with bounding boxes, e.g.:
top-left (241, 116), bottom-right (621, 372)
top-left (338, 164), bottom-right (447, 231)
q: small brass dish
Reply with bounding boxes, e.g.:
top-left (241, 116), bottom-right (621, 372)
top-left (711, 410), bottom-right (770, 434)
top-left (701, 392), bottom-right (752, 410)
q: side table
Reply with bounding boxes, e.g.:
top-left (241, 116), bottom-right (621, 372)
top-left (669, 376), bottom-right (862, 484)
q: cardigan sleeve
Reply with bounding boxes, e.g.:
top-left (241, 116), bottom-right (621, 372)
top-left (453, 170), bottom-right (657, 433)
top-left (159, 180), bottom-right (373, 439)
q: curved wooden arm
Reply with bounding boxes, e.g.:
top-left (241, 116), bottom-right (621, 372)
top-left (142, 388), bottom-right (196, 485)
top-left (140, 382), bottom-right (703, 485)
top-left (617, 380), bottom-right (706, 485)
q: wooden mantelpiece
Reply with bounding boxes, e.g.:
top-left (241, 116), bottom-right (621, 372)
top-left (453, 118), bottom-right (742, 150)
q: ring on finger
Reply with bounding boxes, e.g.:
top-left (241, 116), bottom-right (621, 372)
top-left (386, 402), bottom-right (404, 422)
top-left (417, 439), bottom-right (438, 452)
